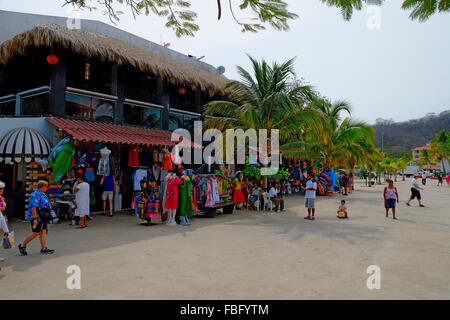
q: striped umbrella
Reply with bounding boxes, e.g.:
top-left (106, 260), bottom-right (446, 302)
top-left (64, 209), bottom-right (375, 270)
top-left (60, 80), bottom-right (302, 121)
top-left (0, 127), bottom-right (52, 163)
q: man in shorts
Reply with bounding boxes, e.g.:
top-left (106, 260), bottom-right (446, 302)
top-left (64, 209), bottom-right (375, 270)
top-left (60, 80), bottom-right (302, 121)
top-left (304, 173), bottom-right (317, 220)
top-left (406, 174), bottom-right (425, 207)
top-left (100, 174), bottom-right (115, 217)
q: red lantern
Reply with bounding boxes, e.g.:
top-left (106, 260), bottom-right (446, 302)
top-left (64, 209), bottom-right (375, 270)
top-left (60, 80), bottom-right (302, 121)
top-left (178, 88), bottom-right (186, 95)
top-left (313, 170), bottom-right (317, 174)
top-left (47, 54), bottom-right (58, 65)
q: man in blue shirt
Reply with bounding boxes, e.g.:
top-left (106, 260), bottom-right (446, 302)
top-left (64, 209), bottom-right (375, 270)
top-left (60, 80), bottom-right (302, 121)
top-left (18, 180), bottom-right (55, 255)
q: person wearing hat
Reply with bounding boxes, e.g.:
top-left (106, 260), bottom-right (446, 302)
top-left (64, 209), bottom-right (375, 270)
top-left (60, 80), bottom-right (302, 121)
top-left (406, 174), bottom-right (425, 207)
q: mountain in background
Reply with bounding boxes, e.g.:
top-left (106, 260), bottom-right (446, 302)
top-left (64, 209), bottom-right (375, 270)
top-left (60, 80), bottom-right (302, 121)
top-left (372, 110), bottom-right (450, 157)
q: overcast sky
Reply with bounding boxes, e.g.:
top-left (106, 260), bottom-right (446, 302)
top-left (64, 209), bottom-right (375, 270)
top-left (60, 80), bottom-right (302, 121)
top-left (1, 0), bottom-right (449, 124)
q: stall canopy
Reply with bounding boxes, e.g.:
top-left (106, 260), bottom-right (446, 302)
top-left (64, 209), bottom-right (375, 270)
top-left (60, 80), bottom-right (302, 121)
top-left (46, 118), bottom-right (202, 148)
top-left (0, 127), bottom-right (52, 163)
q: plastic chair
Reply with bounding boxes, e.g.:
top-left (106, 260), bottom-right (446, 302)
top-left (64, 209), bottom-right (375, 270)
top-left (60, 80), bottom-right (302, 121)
top-left (262, 192), bottom-right (273, 211)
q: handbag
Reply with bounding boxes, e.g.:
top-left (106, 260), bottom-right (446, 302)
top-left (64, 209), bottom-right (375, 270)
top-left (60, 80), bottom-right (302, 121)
top-left (38, 206), bottom-right (53, 222)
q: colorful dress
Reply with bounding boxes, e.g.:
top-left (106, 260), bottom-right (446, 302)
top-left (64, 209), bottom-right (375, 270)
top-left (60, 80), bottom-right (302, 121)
top-left (178, 176), bottom-right (193, 217)
top-left (232, 178), bottom-right (245, 203)
top-left (165, 175), bottom-right (182, 210)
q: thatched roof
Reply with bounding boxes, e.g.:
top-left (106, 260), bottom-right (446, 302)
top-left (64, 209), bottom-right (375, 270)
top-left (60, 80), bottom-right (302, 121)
top-left (0, 24), bottom-right (226, 95)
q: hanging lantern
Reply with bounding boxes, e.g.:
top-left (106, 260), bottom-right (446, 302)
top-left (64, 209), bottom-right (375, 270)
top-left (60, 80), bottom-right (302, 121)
top-left (47, 54), bottom-right (58, 65)
top-left (178, 88), bottom-right (186, 95)
top-left (313, 170), bottom-right (317, 174)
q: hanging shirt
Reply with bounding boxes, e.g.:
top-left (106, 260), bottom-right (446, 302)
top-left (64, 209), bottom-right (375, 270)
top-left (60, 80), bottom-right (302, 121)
top-left (165, 175), bottom-right (182, 209)
top-left (212, 178), bottom-right (220, 204)
top-left (152, 165), bottom-right (161, 182)
top-left (128, 146), bottom-right (140, 167)
top-left (85, 167), bottom-right (96, 182)
top-left (132, 169), bottom-right (148, 191)
top-left (163, 152), bottom-right (173, 171)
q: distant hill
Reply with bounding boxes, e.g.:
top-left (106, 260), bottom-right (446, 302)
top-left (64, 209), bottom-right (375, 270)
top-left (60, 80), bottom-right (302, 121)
top-left (372, 110), bottom-right (450, 157)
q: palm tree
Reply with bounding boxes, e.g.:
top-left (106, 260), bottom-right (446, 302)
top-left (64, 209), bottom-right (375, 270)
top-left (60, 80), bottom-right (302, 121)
top-left (401, 0), bottom-right (450, 21)
top-left (305, 98), bottom-right (378, 171)
top-left (322, 0), bottom-right (450, 22)
top-left (203, 56), bottom-right (319, 186)
top-left (419, 149), bottom-right (431, 169)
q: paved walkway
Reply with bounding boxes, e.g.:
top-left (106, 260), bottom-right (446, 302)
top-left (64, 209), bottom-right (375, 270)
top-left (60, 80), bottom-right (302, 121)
top-left (1, 179), bottom-right (449, 299)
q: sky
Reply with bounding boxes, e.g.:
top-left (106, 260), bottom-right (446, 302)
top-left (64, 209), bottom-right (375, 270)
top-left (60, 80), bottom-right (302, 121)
top-left (1, 0), bottom-right (449, 124)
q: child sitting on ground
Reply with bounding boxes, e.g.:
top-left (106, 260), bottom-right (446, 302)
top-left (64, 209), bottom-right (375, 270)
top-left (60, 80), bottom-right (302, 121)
top-left (337, 199), bottom-right (348, 219)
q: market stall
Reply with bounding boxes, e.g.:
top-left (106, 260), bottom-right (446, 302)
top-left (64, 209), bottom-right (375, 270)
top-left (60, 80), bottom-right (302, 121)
top-left (0, 127), bottom-right (52, 218)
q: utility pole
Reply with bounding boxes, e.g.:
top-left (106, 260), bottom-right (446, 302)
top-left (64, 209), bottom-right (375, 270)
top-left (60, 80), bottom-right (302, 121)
top-left (381, 132), bottom-right (384, 154)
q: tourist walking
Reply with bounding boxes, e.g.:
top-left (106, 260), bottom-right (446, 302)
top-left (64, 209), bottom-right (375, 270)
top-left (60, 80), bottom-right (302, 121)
top-left (384, 180), bottom-right (399, 219)
top-left (74, 175), bottom-right (90, 228)
top-left (100, 174), bottom-right (115, 217)
top-left (445, 173), bottom-right (450, 187)
top-left (304, 173), bottom-right (317, 220)
top-left (0, 181), bottom-right (10, 262)
top-left (406, 174), bottom-right (425, 207)
top-left (421, 172), bottom-right (427, 186)
top-left (437, 172), bottom-right (444, 186)
top-left (18, 180), bottom-right (54, 255)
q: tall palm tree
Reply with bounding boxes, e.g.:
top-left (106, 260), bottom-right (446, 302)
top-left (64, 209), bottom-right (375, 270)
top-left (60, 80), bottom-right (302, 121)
top-left (203, 56), bottom-right (320, 186)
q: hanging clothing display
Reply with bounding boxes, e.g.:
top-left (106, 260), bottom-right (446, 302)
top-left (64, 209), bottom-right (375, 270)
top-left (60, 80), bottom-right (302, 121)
top-left (85, 167), bottom-right (95, 182)
top-left (97, 147), bottom-right (111, 176)
top-left (165, 175), bottom-right (182, 210)
top-left (132, 168), bottom-right (148, 191)
top-left (163, 151), bottom-right (173, 171)
top-left (178, 176), bottom-right (193, 217)
top-left (128, 146), bottom-right (140, 167)
top-left (152, 164), bottom-right (161, 182)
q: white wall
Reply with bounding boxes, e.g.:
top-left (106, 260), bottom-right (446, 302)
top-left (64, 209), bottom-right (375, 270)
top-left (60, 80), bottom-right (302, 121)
top-left (0, 117), bottom-right (54, 143)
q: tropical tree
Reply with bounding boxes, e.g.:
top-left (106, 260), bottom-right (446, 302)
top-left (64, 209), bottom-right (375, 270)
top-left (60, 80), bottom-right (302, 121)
top-left (63, 0), bottom-right (298, 36)
top-left (419, 149), bottom-right (431, 169)
top-left (302, 99), bottom-right (379, 174)
top-left (63, 0), bottom-right (450, 37)
top-left (322, 0), bottom-right (450, 21)
top-left (430, 130), bottom-right (450, 160)
top-left (203, 56), bottom-right (320, 186)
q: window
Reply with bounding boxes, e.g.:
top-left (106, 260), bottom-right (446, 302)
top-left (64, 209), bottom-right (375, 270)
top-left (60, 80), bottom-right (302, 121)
top-left (22, 92), bottom-right (50, 116)
top-left (66, 92), bottom-right (114, 123)
top-left (169, 112), bottom-right (184, 131)
top-left (0, 99), bottom-right (15, 116)
top-left (169, 112), bottom-right (200, 131)
top-left (123, 103), bottom-right (161, 128)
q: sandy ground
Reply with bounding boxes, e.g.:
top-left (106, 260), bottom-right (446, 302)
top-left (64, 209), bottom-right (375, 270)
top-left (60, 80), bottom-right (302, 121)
top-left (0, 179), bottom-right (449, 300)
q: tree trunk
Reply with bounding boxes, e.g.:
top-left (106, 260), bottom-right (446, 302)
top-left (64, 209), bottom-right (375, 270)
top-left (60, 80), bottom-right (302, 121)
top-left (402, 169), bottom-right (405, 181)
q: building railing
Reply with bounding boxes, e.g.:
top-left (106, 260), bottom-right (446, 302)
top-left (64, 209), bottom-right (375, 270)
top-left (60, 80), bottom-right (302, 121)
top-left (0, 86), bottom-right (50, 116)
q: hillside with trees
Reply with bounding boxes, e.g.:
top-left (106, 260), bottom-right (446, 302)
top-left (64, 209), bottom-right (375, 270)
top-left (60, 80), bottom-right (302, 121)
top-left (372, 110), bottom-right (450, 157)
